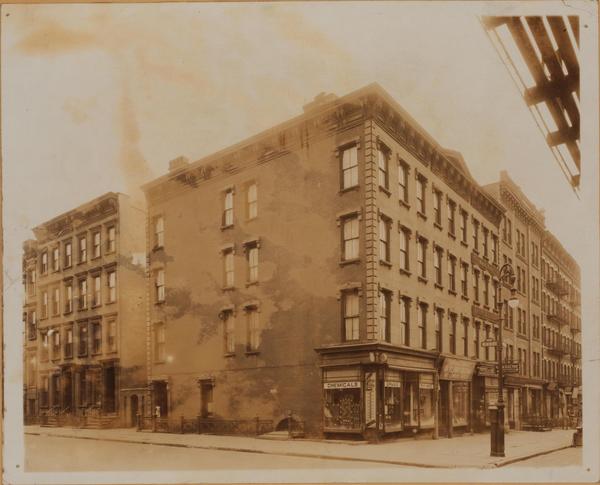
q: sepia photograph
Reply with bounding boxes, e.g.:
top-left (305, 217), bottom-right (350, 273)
top-left (2, 1), bottom-right (599, 483)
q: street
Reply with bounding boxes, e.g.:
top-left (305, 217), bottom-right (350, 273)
top-left (25, 434), bottom-right (386, 471)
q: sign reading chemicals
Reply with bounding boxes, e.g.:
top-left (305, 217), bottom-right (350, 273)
top-left (323, 381), bottom-right (361, 389)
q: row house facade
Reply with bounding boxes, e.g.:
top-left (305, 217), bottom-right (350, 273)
top-left (142, 84), bottom-right (514, 441)
top-left (22, 192), bottom-right (147, 427)
top-left (541, 230), bottom-right (582, 424)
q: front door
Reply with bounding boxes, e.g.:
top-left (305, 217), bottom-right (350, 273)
top-left (104, 366), bottom-right (116, 413)
top-left (130, 395), bottom-right (139, 427)
top-left (438, 381), bottom-right (450, 437)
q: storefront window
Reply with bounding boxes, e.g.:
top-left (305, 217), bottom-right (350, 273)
top-left (452, 382), bottom-right (469, 426)
top-left (419, 388), bottom-right (435, 428)
top-left (403, 378), bottom-right (419, 427)
top-left (324, 386), bottom-right (361, 430)
top-left (384, 370), bottom-right (402, 430)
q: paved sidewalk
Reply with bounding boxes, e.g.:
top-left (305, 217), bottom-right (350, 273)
top-left (25, 425), bottom-right (575, 469)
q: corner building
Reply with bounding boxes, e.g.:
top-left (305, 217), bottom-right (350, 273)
top-left (22, 193), bottom-right (147, 427)
top-left (143, 84), bottom-right (508, 440)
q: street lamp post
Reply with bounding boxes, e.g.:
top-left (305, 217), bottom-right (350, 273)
top-left (491, 263), bottom-right (519, 458)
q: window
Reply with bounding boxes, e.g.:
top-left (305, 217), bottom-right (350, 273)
top-left (398, 160), bottom-right (409, 203)
top-left (92, 321), bottom-right (102, 354)
top-left (107, 226), bottom-right (116, 253)
top-left (492, 235), bottom-right (498, 264)
top-left (506, 217), bottom-right (512, 245)
top-left (433, 189), bottom-right (442, 226)
top-left (27, 269), bottom-right (36, 296)
top-left (28, 310), bottom-right (37, 340)
top-left (246, 243), bottom-right (259, 283)
top-left (107, 318), bottom-right (117, 352)
top-left (447, 199), bottom-right (456, 235)
top-left (154, 323), bottom-right (165, 361)
top-left (78, 278), bottom-right (87, 310)
top-left (223, 249), bottom-right (234, 287)
top-left (399, 227), bottom-right (410, 272)
top-left (483, 275), bottom-right (490, 307)
top-left (342, 291), bottom-right (360, 341)
top-left (107, 271), bottom-right (116, 303)
top-left (416, 175), bottom-right (426, 215)
top-left (417, 237), bottom-right (427, 279)
top-left (460, 210), bottom-right (468, 244)
top-left (418, 303), bottom-right (427, 350)
top-left (448, 254), bottom-right (456, 293)
top-left (41, 332), bottom-right (49, 362)
top-left (472, 219), bottom-right (480, 253)
top-left (41, 290), bottom-right (48, 318)
top-left (379, 216), bottom-right (391, 263)
top-left (460, 262), bottom-right (469, 297)
top-left (434, 246), bottom-right (443, 286)
top-left (64, 242), bottom-right (72, 267)
top-left (449, 313), bottom-right (457, 354)
top-left (377, 146), bottom-right (389, 190)
top-left (65, 326), bottom-right (73, 359)
top-left (435, 308), bottom-right (443, 352)
top-left (399, 296), bottom-right (410, 346)
top-left (378, 290), bottom-right (391, 342)
top-left (155, 269), bottom-right (165, 303)
top-left (41, 376), bottom-right (49, 407)
top-left (52, 287), bottom-right (60, 316)
top-left (246, 307), bottom-right (260, 351)
top-left (492, 280), bottom-right (498, 310)
top-left (341, 145), bottom-right (358, 189)
top-left (52, 247), bottom-right (60, 271)
top-left (473, 270), bottom-right (480, 303)
top-left (222, 189), bottom-right (234, 227)
top-left (462, 317), bottom-right (469, 356)
top-left (342, 216), bottom-right (359, 261)
top-left (78, 323), bottom-right (88, 356)
top-left (92, 231), bottom-right (101, 258)
top-left (52, 328), bottom-right (60, 359)
top-left (41, 251), bottom-right (48, 274)
top-left (482, 227), bottom-right (489, 259)
top-left (474, 321), bottom-right (481, 359)
top-left (92, 275), bottom-right (102, 307)
top-left (247, 183), bottom-right (258, 219)
top-left (223, 310), bottom-right (235, 353)
top-left (79, 236), bottom-right (87, 263)
top-left (154, 216), bottom-right (164, 248)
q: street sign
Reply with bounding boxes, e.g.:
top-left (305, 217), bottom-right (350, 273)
top-left (481, 339), bottom-right (497, 347)
top-left (501, 362), bottom-right (520, 374)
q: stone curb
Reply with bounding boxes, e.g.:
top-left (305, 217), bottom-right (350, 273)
top-left (25, 430), bottom-right (572, 470)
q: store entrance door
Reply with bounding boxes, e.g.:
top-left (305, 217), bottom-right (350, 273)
top-left (438, 381), bottom-right (450, 437)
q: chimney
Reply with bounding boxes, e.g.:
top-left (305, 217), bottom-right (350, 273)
top-left (169, 156), bottom-right (189, 173)
top-left (302, 92), bottom-right (338, 113)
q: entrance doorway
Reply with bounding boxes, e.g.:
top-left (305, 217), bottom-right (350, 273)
top-left (130, 395), bottom-right (139, 427)
top-left (104, 366), bottom-right (116, 413)
top-left (439, 381), bottom-right (450, 437)
top-left (154, 381), bottom-right (168, 417)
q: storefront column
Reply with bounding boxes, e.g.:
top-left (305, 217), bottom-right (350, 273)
top-left (433, 372), bottom-right (439, 440)
top-left (448, 381), bottom-right (453, 439)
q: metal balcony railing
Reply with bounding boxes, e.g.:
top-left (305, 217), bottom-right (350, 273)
top-left (545, 279), bottom-right (569, 297)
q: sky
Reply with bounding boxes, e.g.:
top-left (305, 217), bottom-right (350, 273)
top-left (2, 2), bottom-right (599, 482)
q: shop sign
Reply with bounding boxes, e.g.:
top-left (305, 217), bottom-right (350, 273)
top-left (481, 338), bottom-right (497, 347)
top-left (477, 364), bottom-right (497, 377)
top-left (501, 362), bottom-right (520, 374)
top-left (324, 381), bottom-right (361, 389)
top-left (419, 383), bottom-right (434, 390)
top-left (440, 358), bottom-right (476, 381)
top-left (384, 381), bottom-right (402, 388)
top-left (547, 382), bottom-right (557, 391)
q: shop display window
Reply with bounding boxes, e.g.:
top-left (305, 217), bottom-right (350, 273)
top-left (324, 386), bottom-right (361, 430)
top-left (452, 382), bottom-right (469, 426)
top-left (384, 370), bottom-right (403, 430)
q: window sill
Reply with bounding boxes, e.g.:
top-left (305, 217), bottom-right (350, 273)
top-left (64, 264), bottom-right (72, 270)
top-left (245, 350), bottom-right (260, 356)
top-left (224, 352), bottom-right (236, 358)
top-left (339, 185), bottom-right (359, 195)
top-left (220, 224), bottom-right (234, 231)
top-left (460, 240), bottom-right (469, 248)
top-left (78, 354), bottom-right (88, 359)
top-left (245, 281), bottom-right (259, 288)
top-left (473, 301), bottom-right (481, 307)
top-left (222, 286), bottom-right (236, 292)
top-left (448, 289), bottom-right (457, 296)
top-left (399, 268), bottom-right (411, 277)
top-left (91, 304), bottom-right (101, 310)
top-left (433, 222), bottom-right (443, 231)
top-left (461, 295), bottom-right (469, 302)
top-left (340, 258), bottom-right (360, 267)
top-left (105, 300), bottom-right (117, 305)
top-left (448, 232), bottom-right (456, 240)
top-left (64, 355), bottom-right (73, 360)
top-left (77, 261), bottom-right (87, 266)
top-left (64, 310), bottom-right (73, 316)
top-left (418, 276), bottom-right (428, 285)
top-left (379, 260), bottom-right (392, 268)
top-left (155, 301), bottom-right (166, 306)
top-left (91, 351), bottom-right (102, 357)
top-left (379, 186), bottom-right (391, 197)
top-left (399, 200), bottom-right (410, 210)
top-left (91, 256), bottom-right (102, 262)
top-left (152, 245), bottom-right (164, 253)
top-left (417, 211), bottom-right (427, 221)
top-left (434, 283), bottom-right (444, 291)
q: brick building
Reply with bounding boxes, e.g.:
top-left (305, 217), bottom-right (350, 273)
top-left (483, 172), bottom-right (547, 430)
top-left (142, 84), bottom-right (514, 440)
top-left (22, 192), bottom-right (147, 427)
top-left (541, 230), bottom-right (582, 425)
